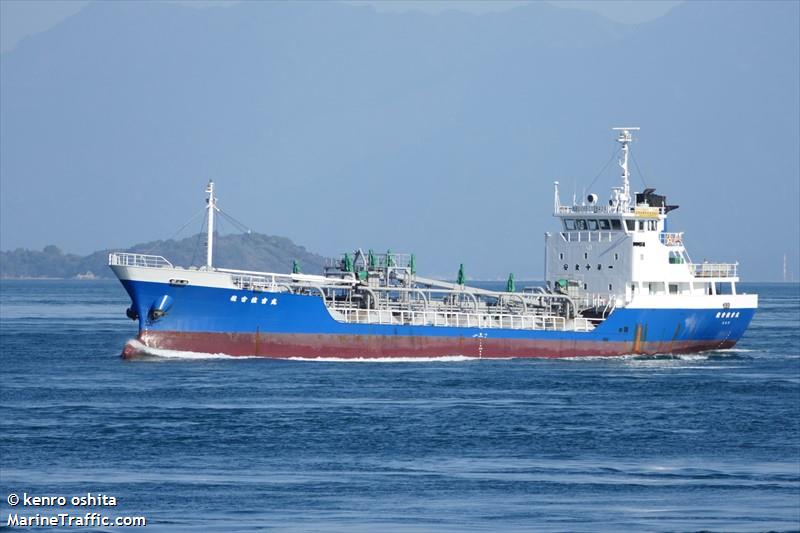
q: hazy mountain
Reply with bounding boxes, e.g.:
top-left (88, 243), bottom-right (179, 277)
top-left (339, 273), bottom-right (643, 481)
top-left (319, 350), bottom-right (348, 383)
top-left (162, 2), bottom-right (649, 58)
top-left (0, 232), bottom-right (327, 279)
top-left (1, 1), bottom-right (797, 279)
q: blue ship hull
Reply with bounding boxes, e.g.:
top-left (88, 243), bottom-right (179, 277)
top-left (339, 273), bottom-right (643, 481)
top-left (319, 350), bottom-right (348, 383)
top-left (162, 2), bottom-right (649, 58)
top-left (120, 279), bottom-right (755, 359)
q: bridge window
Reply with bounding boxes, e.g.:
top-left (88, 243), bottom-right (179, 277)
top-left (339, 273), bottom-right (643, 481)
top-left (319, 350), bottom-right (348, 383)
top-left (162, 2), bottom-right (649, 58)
top-left (587, 219), bottom-right (599, 230)
top-left (611, 219), bottom-right (622, 230)
top-left (564, 219), bottom-right (577, 230)
top-left (625, 220), bottom-right (635, 231)
top-left (647, 220), bottom-right (657, 231)
top-left (669, 284), bottom-right (678, 294)
top-left (638, 220), bottom-right (645, 231)
top-left (598, 219), bottom-right (611, 230)
top-left (576, 219), bottom-right (587, 230)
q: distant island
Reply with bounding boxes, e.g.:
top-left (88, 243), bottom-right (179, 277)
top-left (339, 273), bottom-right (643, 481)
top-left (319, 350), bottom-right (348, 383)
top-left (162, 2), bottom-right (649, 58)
top-left (0, 232), bottom-right (328, 279)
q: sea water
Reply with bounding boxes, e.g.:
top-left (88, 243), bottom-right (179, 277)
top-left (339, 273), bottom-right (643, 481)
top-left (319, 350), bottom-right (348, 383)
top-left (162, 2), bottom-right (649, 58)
top-left (1, 280), bottom-right (798, 532)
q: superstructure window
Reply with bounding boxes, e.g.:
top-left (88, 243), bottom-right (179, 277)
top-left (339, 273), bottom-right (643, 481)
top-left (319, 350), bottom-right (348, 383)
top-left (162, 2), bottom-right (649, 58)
top-left (587, 219), bottom-right (599, 230)
top-left (611, 220), bottom-right (622, 230)
top-left (598, 219), bottom-right (611, 230)
top-left (564, 219), bottom-right (577, 230)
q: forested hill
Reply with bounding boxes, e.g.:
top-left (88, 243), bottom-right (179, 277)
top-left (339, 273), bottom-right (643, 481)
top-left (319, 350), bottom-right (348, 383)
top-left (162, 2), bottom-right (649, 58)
top-left (0, 233), bottom-right (327, 279)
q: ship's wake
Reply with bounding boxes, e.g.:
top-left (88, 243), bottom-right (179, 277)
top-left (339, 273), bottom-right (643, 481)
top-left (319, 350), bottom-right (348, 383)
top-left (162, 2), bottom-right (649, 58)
top-left (122, 340), bottom-right (484, 362)
top-left (562, 350), bottom-right (753, 363)
top-left (122, 339), bottom-right (257, 361)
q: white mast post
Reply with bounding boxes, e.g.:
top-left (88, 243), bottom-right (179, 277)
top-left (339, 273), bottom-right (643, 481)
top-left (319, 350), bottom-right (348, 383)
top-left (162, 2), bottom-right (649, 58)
top-left (206, 180), bottom-right (216, 270)
top-left (553, 181), bottom-right (561, 213)
top-left (612, 127), bottom-right (639, 210)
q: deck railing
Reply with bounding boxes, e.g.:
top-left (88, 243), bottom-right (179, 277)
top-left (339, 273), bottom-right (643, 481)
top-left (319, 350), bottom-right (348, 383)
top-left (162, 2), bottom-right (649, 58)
top-left (659, 232), bottom-right (684, 246)
top-left (560, 231), bottom-right (615, 243)
top-left (108, 252), bottom-right (173, 269)
top-left (689, 263), bottom-right (738, 278)
top-left (327, 304), bottom-right (587, 332)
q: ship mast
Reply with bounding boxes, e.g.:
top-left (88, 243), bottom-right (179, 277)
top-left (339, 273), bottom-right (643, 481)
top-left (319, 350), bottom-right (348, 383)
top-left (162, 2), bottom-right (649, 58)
top-left (612, 127), bottom-right (639, 211)
top-left (206, 180), bottom-right (216, 270)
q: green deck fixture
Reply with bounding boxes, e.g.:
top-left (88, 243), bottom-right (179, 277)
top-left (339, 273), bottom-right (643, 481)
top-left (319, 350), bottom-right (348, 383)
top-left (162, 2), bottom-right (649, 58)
top-left (387, 250), bottom-right (395, 267)
top-left (292, 260), bottom-right (301, 274)
top-left (343, 253), bottom-right (354, 272)
top-left (506, 272), bottom-right (515, 292)
top-left (456, 263), bottom-right (465, 285)
top-left (368, 249), bottom-right (377, 270)
top-left (410, 253), bottom-right (417, 275)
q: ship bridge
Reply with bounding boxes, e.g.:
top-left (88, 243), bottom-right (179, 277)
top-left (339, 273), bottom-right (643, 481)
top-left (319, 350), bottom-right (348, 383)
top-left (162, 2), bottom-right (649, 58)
top-left (545, 128), bottom-right (740, 312)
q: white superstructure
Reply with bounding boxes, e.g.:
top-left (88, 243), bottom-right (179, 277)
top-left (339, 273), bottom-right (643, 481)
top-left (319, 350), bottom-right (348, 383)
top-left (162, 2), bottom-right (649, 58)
top-left (545, 128), bottom-right (756, 313)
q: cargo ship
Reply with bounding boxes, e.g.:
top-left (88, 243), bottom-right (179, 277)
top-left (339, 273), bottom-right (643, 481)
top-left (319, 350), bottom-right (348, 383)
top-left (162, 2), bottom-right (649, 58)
top-left (110, 128), bottom-right (757, 359)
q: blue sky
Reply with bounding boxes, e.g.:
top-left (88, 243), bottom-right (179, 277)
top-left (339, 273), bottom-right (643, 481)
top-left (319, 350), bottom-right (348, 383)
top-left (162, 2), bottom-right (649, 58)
top-left (1, 1), bottom-right (683, 53)
top-left (0, 1), bottom-right (797, 280)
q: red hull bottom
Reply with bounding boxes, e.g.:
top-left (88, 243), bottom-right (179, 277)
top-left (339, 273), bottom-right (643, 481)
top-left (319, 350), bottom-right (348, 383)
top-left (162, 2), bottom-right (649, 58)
top-left (122, 330), bottom-right (737, 360)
